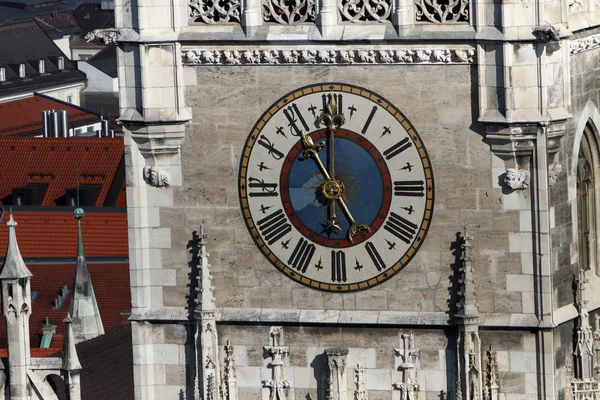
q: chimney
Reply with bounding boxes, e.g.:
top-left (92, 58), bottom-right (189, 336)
top-left (42, 110), bottom-right (49, 137)
top-left (101, 119), bottom-right (109, 137)
top-left (51, 111), bottom-right (59, 137)
top-left (58, 110), bottom-right (69, 137)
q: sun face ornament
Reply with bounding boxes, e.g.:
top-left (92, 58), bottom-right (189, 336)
top-left (239, 83), bottom-right (434, 292)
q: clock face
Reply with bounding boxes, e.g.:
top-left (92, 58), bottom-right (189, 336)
top-left (239, 83), bottom-right (434, 292)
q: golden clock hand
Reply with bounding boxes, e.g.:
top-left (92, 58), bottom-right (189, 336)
top-left (336, 198), bottom-right (370, 242)
top-left (299, 133), bottom-right (329, 179)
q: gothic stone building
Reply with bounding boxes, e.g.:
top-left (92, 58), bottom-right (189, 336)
top-left (115, 0), bottom-right (600, 398)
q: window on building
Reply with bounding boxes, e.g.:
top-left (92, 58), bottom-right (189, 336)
top-left (0, 68), bottom-right (5, 82)
top-left (57, 57), bottom-right (64, 70)
top-left (577, 124), bottom-right (600, 271)
top-left (38, 60), bottom-right (45, 74)
top-left (66, 94), bottom-right (73, 104)
top-left (18, 64), bottom-right (25, 78)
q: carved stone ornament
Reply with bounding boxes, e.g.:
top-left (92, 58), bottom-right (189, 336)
top-left (183, 48), bottom-right (475, 65)
top-left (394, 333), bottom-right (420, 400)
top-left (263, 0), bottom-right (315, 24)
top-left (263, 327), bottom-right (290, 400)
top-left (354, 364), bottom-right (368, 400)
top-left (504, 168), bottom-right (529, 190)
top-left (548, 163), bottom-right (563, 187)
top-left (414, 0), bottom-right (469, 23)
top-left (570, 33), bottom-right (600, 54)
top-left (189, 0), bottom-right (240, 24)
top-left (84, 29), bottom-right (121, 44)
top-left (569, 0), bottom-right (583, 12)
top-left (338, 0), bottom-right (392, 22)
top-left (143, 166), bottom-right (170, 187)
top-left (325, 348), bottom-right (350, 400)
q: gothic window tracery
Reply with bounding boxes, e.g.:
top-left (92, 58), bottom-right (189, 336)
top-left (577, 124), bottom-right (600, 273)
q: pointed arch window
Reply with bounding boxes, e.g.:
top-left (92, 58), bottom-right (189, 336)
top-left (577, 124), bottom-right (600, 271)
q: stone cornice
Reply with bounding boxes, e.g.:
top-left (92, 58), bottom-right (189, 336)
top-left (182, 46), bottom-right (476, 65)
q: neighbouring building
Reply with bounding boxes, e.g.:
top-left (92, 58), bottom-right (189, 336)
top-left (78, 45), bottom-right (119, 118)
top-left (0, 20), bottom-right (85, 104)
top-left (114, 0), bottom-right (600, 399)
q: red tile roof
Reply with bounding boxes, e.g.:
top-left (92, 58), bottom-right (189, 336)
top-left (0, 210), bottom-right (128, 259)
top-left (0, 95), bottom-right (99, 137)
top-left (0, 262), bottom-right (131, 350)
top-left (0, 137), bottom-right (124, 206)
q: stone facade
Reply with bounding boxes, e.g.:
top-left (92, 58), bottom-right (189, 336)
top-left (114, 0), bottom-right (600, 397)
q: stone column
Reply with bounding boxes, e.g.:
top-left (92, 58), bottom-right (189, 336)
top-left (241, 0), bottom-right (262, 35)
top-left (325, 348), bottom-right (349, 400)
top-left (392, 0), bottom-right (412, 29)
top-left (317, 0), bottom-right (338, 36)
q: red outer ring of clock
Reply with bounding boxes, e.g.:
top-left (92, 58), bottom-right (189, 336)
top-left (280, 129), bottom-right (392, 248)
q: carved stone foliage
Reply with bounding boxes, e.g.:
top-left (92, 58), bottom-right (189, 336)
top-left (189, 0), bottom-right (240, 24)
top-left (262, 0), bottom-right (315, 24)
top-left (338, 0), bottom-right (392, 23)
top-left (183, 48), bottom-right (475, 65)
top-left (415, 0), bottom-right (469, 23)
top-left (354, 364), bottom-right (368, 400)
top-left (570, 33), bottom-right (600, 54)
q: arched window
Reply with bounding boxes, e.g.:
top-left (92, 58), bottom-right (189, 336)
top-left (577, 123), bottom-right (600, 272)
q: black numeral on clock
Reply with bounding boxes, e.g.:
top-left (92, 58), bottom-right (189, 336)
top-left (365, 242), bottom-right (386, 271)
top-left (283, 103), bottom-right (309, 136)
top-left (361, 106), bottom-right (377, 135)
top-left (393, 180), bottom-right (424, 197)
top-left (256, 209), bottom-right (291, 245)
top-left (248, 177), bottom-right (279, 197)
top-left (288, 238), bottom-right (315, 273)
top-left (258, 135), bottom-right (285, 160)
top-left (331, 250), bottom-right (347, 282)
top-left (383, 138), bottom-right (412, 160)
top-left (384, 212), bottom-right (417, 244)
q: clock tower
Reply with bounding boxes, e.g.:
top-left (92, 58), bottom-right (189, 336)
top-left (115, 0), bottom-right (600, 397)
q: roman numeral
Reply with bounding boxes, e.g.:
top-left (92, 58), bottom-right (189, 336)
top-left (258, 135), bottom-right (284, 160)
top-left (256, 209), bottom-right (292, 245)
top-left (288, 238), bottom-right (315, 273)
top-left (365, 242), bottom-right (386, 271)
top-left (248, 177), bottom-right (279, 197)
top-left (393, 180), bottom-right (424, 197)
top-left (384, 212), bottom-right (417, 244)
top-left (283, 103), bottom-right (309, 136)
top-left (331, 250), bottom-right (347, 282)
top-left (361, 106), bottom-right (377, 135)
top-left (383, 138), bottom-right (412, 160)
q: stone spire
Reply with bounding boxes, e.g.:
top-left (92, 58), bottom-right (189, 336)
top-left (0, 210), bottom-right (32, 400)
top-left (62, 314), bottom-right (82, 400)
top-left (69, 207), bottom-right (104, 342)
top-left (0, 210), bottom-right (32, 280)
top-left (455, 228), bottom-right (482, 400)
top-left (193, 226), bottom-right (221, 400)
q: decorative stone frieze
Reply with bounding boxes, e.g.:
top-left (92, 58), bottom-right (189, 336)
top-left (189, 0), bottom-right (241, 24)
top-left (142, 166), bottom-right (170, 187)
top-left (325, 348), bottom-right (350, 400)
top-left (570, 33), bottom-right (600, 54)
top-left (353, 364), bottom-right (368, 400)
top-left (262, 327), bottom-right (290, 400)
top-left (263, 0), bottom-right (315, 24)
top-left (414, 0), bottom-right (469, 24)
top-left (338, 0), bottom-right (392, 22)
top-left (183, 47), bottom-right (475, 65)
top-left (394, 333), bottom-right (420, 400)
top-left (84, 29), bottom-right (121, 44)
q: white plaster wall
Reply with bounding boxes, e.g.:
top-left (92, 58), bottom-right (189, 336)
top-left (78, 62), bottom-right (118, 93)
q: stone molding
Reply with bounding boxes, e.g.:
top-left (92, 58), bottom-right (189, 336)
top-left (183, 47), bottom-right (475, 65)
top-left (570, 33), bottom-right (600, 54)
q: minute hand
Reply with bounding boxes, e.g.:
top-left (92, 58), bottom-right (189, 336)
top-left (300, 132), bottom-right (370, 242)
